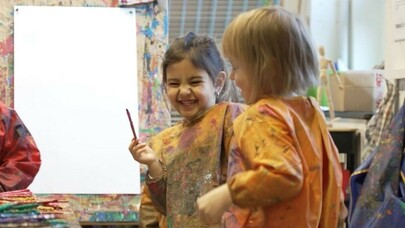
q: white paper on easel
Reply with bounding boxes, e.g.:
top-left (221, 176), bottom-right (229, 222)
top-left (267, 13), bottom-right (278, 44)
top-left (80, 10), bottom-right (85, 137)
top-left (14, 6), bottom-right (140, 194)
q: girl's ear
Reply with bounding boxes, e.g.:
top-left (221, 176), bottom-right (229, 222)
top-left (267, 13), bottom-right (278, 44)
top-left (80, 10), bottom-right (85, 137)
top-left (214, 71), bottom-right (226, 94)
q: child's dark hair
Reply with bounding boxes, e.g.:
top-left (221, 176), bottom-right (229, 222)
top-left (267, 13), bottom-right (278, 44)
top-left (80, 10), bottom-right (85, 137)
top-left (162, 32), bottom-right (238, 103)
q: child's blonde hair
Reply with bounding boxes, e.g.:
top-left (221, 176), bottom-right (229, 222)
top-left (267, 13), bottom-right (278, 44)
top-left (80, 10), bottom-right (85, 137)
top-left (223, 6), bottom-right (319, 104)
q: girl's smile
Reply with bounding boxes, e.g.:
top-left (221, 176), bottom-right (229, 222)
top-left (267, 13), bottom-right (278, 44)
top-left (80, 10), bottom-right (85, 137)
top-left (165, 59), bottom-right (217, 121)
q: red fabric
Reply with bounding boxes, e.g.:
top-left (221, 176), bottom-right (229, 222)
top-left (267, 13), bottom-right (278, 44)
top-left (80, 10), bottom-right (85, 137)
top-left (342, 168), bottom-right (351, 199)
top-left (0, 102), bottom-right (41, 192)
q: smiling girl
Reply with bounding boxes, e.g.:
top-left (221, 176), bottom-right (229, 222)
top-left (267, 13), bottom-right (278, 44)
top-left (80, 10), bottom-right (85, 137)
top-left (128, 32), bottom-right (246, 228)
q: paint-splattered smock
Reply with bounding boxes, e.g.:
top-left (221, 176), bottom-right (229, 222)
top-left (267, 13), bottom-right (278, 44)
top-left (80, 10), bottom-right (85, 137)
top-left (224, 97), bottom-right (345, 228)
top-left (0, 102), bottom-right (41, 192)
top-left (348, 100), bottom-right (405, 227)
top-left (140, 102), bottom-right (246, 228)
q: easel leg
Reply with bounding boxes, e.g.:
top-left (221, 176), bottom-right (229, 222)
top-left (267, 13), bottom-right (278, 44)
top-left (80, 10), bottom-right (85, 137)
top-left (316, 86), bottom-right (323, 105)
top-left (324, 86), bottom-right (336, 121)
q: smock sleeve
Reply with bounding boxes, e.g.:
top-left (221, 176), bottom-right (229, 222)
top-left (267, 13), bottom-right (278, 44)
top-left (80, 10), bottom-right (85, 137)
top-left (139, 184), bottom-right (166, 227)
top-left (143, 134), bottom-right (167, 215)
top-left (228, 106), bottom-right (303, 207)
top-left (145, 173), bottom-right (167, 215)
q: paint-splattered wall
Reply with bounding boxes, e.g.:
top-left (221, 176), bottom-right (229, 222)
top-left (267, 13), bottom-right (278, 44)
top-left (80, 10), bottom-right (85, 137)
top-left (0, 0), bottom-right (169, 222)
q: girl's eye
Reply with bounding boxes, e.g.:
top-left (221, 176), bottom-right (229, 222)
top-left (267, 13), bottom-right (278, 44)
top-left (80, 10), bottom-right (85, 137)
top-left (191, 80), bottom-right (203, 85)
top-left (167, 82), bottom-right (179, 87)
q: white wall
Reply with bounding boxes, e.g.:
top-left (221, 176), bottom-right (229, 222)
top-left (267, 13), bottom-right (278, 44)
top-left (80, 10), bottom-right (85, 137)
top-left (350, 0), bottom-right (385, 70)
top-left (308, 0), bottom-right (384, 71)
top-left (309, 0), bottom-right (350, 69)
top-left (384, 0), bottom-right (405, 108)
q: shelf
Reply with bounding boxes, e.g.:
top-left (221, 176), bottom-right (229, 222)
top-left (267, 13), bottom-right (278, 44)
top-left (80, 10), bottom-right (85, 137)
top-left (324, 111), bottom-right (374, 120)
top-left (384, 69), bottom-right (405, 80)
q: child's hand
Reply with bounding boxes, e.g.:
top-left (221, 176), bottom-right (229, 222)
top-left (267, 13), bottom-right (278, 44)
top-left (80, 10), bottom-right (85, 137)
top-left (197, 184), bottom-right (233, 225)
top-left (128, 139), bottom-right (156, 166)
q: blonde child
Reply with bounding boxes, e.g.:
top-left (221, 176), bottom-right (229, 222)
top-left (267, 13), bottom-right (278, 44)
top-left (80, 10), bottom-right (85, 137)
top-left (128, 32), bottom-right (245, 227)
top-left (197, 6), bottom-right (346, 227)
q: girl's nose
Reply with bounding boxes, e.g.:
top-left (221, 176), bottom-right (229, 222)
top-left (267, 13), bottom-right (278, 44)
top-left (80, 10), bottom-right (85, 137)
top-left (178, 85), bottom-right (192, 95)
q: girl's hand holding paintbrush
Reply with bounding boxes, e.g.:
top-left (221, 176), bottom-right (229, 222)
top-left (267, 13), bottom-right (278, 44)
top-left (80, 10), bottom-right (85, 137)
top-left (128, 140), bottom-right (156, 166)
top-left (127, 109), bottom-right (163, 179)
top-left (128, 139), bottom-right (163, 179)
top-left (127, 108), bottom-right (154, 165)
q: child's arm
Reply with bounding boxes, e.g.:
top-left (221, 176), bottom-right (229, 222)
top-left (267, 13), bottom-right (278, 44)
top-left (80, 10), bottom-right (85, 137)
top-left (228, 109), bottom-right (304, 208)
top-left (128, 140), bottom-right (164, 178)
top-left (128, 140), bottom-right (167, 213)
